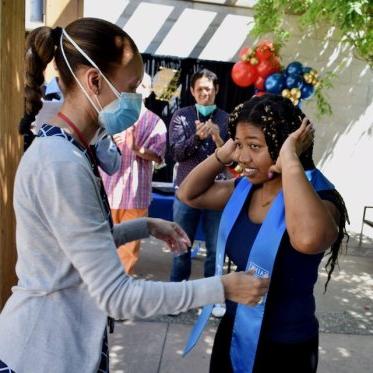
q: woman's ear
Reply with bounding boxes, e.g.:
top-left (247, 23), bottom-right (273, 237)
top-left (215, 84), bottom-right (219, 95)
top-left (86, 68), bottom-right (101, 95)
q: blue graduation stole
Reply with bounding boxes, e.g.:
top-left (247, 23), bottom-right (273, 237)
top-left (184, 169), bottom-right (334, 372)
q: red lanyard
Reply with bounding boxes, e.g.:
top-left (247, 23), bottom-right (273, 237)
top-left (57, 112), bottom-right (96, 162)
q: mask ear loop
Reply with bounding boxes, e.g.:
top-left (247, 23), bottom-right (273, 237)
top-left (62, 29), bottom-right (120, 98)
top-left (93, 95), bottom-right (103, 111)
top-left (59, 30), bottom-right (101, 114)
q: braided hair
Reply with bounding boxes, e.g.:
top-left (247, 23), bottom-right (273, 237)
top-left (20, 27), bottom-right (59, 150)
top-left (229, 94), bottom-right (349, 290)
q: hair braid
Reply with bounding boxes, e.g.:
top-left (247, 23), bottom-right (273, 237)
top-left (324, 190), bottom-right (350, 291)
top-left (20, 27), bottom-right (57, 149)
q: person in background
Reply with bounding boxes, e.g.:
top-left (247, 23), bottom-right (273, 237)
top-left (0, 18), bottom-right (270, 372)
top-left (101, 73), bottom-right (167, 274)
top-left (169, 68), bottom-right (229, 317)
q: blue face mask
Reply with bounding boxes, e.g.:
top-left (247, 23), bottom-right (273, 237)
top-left (195, 104), bottom-right (216, 117)
top-left (98, 92), bottom-right (142, 135)
top-left (60, 29), bottom-right (142, 135)
top-left (95, 132), bottom-right (122, 175)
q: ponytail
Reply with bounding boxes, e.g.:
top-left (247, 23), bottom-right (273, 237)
top-left (20, 26), bottom-right (61, 150)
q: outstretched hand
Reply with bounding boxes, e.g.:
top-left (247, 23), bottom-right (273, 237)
top-left (221, 270), bottom-right (270, 306)
top-left (268, 117), bottom-right (314, 175)
top-left (147, 218), bottom-right (191, 255)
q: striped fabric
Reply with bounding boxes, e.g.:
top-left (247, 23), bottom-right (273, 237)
top-left (101, 109), bottom-right (166, 209)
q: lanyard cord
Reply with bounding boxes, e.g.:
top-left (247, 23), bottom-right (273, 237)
top-left (57, 112), bottom-right (96, 163)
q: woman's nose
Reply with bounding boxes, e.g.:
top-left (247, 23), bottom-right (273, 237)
top-left (238, 149), bottom-right (252, 164)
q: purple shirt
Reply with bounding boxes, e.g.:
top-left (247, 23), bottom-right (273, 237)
top-left (169, 105), bottom-right (229, 186)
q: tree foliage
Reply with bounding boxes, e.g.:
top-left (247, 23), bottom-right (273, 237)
top-left (251, 0), bottom-right (372, 65)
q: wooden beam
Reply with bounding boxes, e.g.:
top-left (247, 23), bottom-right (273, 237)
top-left (0, 0), bottom-right (25, 309)
top-left (44, 0), bottom-right (84, 81)
top-left (45, 0), bottom-right (84, 27)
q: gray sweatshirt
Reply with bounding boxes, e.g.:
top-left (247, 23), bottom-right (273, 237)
top-left (0, 136), bottom-right (224, 373)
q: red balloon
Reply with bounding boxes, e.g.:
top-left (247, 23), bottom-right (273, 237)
top-left (255, 42), bottom-right (274, 61)
top-left (231, 61), bottom-right (258, 88)
top-left (256, 56), bottom-right (281, 78)
top-left (254, 76), bottom-right (265, 91)
top-left (239, 47), bottom-right (252, 61)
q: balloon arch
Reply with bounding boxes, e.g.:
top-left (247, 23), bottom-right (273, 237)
top-left (231, 40), bottom-right (320, 107)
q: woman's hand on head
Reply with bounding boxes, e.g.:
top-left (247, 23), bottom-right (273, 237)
top-left (269, 117), bottom-right (314, 175)
top-left (221, 270), bottom-right (270, 306)
top-left (147, 218), bottom-right (191, 255)
top-left (216, 138), bottom-right (237, 164)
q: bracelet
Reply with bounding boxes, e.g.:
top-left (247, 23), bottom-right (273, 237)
top-left (214, 148), bottom-right (234, 167)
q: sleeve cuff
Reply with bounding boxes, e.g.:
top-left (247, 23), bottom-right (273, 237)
top-left (190, 276), bottom-right (225, 307)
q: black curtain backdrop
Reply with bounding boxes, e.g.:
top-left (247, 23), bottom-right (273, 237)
top-left (142, 53), bottom-right (255, 182)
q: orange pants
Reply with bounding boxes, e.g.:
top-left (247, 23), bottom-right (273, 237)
top-left (111, 208), bottom-right (148, 275)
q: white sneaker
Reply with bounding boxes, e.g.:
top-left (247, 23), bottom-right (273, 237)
top-left (212, 304), bottom-right (226, 318)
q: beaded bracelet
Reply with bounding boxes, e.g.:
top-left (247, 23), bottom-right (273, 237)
top-left (214, 148), bottom-right (234, 167)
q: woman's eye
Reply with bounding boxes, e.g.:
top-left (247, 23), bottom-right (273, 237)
top-left (235, 142), bottom-right (242, 149)
top-left (249, 144), bottom-right (260, 150)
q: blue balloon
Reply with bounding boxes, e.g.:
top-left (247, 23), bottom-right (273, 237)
top-left (285, 75), bottom-right (303, 89)
top-left (300, 83), bottom-right (315, 100)
top-left (264, 73), bottom-right (285, 94)
top-left (302, 66), bottom-right (312, 74)
top-left (286, 61), bottom-right (303, 76)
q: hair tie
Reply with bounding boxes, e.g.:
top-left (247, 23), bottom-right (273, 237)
top-left (51, 26), bottom-right (63, 45)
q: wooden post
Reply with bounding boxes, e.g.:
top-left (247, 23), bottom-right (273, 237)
top-left (0, 0), bottom-right (25, 309)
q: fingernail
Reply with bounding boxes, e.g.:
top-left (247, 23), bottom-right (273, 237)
top-left (268, 172), bottom-right (273, 179)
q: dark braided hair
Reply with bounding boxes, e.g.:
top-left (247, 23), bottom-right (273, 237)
top-left (21, 26), bottom-right (57, 150)
top-left (229, 94), bottom-right (315, 169)
top-left (229, 94), bottom-right (349, 291)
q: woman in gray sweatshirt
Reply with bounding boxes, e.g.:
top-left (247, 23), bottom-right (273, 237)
top-left (0, 18), bottom-right (269, 373)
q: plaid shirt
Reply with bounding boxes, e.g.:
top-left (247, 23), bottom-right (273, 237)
top-left (101, 108), bottom-right (166, 209)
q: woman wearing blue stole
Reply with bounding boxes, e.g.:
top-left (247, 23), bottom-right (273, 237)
top-left (178, 94), bottom-right (348, 373)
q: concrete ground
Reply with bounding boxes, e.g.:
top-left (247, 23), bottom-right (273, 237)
top-left (109, 233), bottom-right (373, 373)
